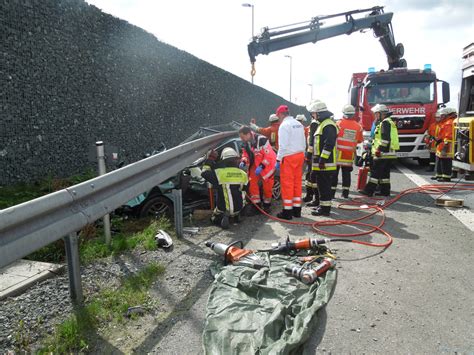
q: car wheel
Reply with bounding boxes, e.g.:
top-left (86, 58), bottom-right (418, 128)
top-left (139, 195), bottom-right (173, 219)
top-left (272, 177), bottom-right (281, 200)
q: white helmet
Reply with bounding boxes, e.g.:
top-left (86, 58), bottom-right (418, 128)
top-left (442, 107), bottom-right (457, 116)
top-left (307, 100), bottom-right (327, 113)
top-left (342, 104), bottom-right (356, 117)
top-left (306, 99), bottom-right (321, 112)
top-left (268, 114), bottom-right (279, 122)
top-left (221, 147), bottom-right (239, 160)
top-left (295, 114), bottom-right (307, 122)
top-left (371, 104), bottom-right (390, 113)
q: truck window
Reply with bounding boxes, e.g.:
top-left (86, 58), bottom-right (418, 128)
top-left (367, 82), bottom-right (434, 104)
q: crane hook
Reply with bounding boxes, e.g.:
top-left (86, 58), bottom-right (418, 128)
top-left (251, 63), bottom-right (256, 78)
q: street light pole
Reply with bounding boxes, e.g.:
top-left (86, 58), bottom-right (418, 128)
top-left (242, 3), bottom-right (255, 84)
top-left (285, 55), bottom-right (292, 102)
top-left (308, 83), bottom-right (313, 101)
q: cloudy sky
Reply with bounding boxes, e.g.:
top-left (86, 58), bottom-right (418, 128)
top-left (86, 0), bottom-right (472, 116)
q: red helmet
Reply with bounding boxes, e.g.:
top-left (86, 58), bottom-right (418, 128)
top-left (275, 105), bottom-right (289, 115)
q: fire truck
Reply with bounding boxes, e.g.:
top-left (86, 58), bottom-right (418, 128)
top-left (247, 6), bottom-right (450, 164)
top-left (350, 67), bottom-right (450, 164)
top-left (453, 43), bottom-right (474, 177)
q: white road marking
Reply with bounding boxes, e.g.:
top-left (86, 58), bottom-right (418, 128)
top-left (396, 164), bottom-right (474, 233)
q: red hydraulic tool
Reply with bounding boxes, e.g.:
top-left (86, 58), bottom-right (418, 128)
top-left (259, 236), bottom-right (331, 256)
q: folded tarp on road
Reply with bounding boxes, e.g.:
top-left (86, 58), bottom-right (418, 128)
top-left (202, 254), bottom-right (337, 355)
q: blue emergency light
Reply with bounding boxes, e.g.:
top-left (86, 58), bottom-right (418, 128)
top-left (368, 67), bottom-right (376, 74)
top-left (424, 64), bottom-right (432, 72)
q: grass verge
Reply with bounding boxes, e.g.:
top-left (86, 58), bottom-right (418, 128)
top-left (37, 263), bottom-right (165, 354)
top-left (79, 217), bottom-right (173, 264)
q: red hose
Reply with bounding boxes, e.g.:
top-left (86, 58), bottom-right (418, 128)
top-left (247, 182), bottom-right (474, 249)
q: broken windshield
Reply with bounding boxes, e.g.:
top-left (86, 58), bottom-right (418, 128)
top-left (367, 81), bottom-right (435, 105)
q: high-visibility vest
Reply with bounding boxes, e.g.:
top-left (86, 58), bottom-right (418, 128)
top-left (312, 118), bottom-right (338, 171)
top-left (336, 118), bottom-right (363, 166)
top-left (372, 117), bottom-right (399, 159)
top-left (423, 121), bottom-right (440, 153)
top-left (436, 118), bottom-right (454, 158)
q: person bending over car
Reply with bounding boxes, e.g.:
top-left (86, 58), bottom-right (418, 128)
top-left (201, 147), bottom-right (248, 229)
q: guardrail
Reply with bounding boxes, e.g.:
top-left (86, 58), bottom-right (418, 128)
top-left (0, 131), bottom-right (236, 304)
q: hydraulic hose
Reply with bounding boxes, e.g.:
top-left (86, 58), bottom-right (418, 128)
top-left (246, 181), bottom-right (474, 249)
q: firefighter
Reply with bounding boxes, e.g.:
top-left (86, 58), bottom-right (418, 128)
top-left (275, 105), bottom-right (306, 220)
top-left (303, 101), bottom-right (321, 204)
top-left (331, 104), bottom-right (363, 199)
top-left (361, 104), bottom-right (399, 197)
top-left (239, 125), bottom-right (277, 213)
top-left (202, 148), bottom-right (248, 229)
top-left (309, 101), bottom-right (338, 216)
top-left (433, 107), bottom-right (456, 182)
top-left (424, 110), bottom-right (441, 172)
top-left (296, 114), bottom-right (308, 139)
top-left (250, 114), bottom-right (280, 151)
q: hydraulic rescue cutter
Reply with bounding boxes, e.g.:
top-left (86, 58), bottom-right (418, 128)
top-left (205, 241), bottom-right (268, 269)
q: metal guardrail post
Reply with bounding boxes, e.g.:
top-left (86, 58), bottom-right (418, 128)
top-left (96, 141), bottom-right (112, 246)
top-left (172, 189), bottom-right (183, 238)
top-left (64, 232), bottom-right (84, 306)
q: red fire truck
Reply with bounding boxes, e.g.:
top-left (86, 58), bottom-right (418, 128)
top-left (349, 68), bottom-right (450, 164)
top-left (247, 6), bottom-right (451, 164)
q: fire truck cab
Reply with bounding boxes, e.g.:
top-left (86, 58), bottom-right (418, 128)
top-left (350, 67), bottom-right (450, 164)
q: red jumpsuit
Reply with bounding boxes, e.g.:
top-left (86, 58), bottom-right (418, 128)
top-left (241, 133), bottom-right (277, 204)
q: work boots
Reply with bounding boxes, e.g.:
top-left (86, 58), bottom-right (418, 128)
top-left (341, 189), bottom-right (349, 199)
top-left (262, 202), bottom-right (272, 213)
top-left (303, 187), bottom-right (314, 203)
top-left (276, 209), bottom-right (293, 220)
top-left (292, 207), bottom-right (302, 218)
top-left (311, 206), bottom-right (330, 217)
top-left (220, 215), bottom-right (230, 229)
top-left (360, 182), bottom-right (376, 197)
top-left (306, 192), bottom-right (320, 207)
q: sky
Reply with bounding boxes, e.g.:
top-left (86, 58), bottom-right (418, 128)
top-left (85, 0), bottom-right (473, 117)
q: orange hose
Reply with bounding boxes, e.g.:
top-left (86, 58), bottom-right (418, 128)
top-left (247, 182), bottom-right (474, 249)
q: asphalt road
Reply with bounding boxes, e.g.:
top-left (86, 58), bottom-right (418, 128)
top-left (146, 159), bottom-right (474, 354)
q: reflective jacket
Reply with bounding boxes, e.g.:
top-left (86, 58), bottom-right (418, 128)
top-left (372, 117), bottom-right (399, 159)
top-left (202, 160), bottom-right (248, 215)
top-left (241, 132), bottom-right (277, 180)
top-left (436, 118), bottom-right (454, 158)
top-left (336, 118), bottom-right (363, 166)
top-left (423, 121), bottom-right (440, 153)
top-left (312, 113), bottom-right (338, 171)
top-left (257, 122), bottom-right (280, 151)
top-left (306, 119), bottom-right (319, 155)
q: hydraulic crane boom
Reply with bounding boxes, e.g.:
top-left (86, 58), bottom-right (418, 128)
top-left (248, 6), bottom-right (407, 70)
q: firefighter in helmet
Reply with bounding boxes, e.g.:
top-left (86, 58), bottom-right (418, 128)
top-left (303, 101), bottom-right (321, 204)
top-left (331, 104), bottom-right (363, 199)
top-left (250, 114), bottom-right (281, 151)
top-left (201, 147), bottom-right (248, 229)
top-left (310, 101), bottom-right (338, 216)
top-left (361, 104), bottom-right (399, 197)
top-left (433, 107), bottom-right (456, 182)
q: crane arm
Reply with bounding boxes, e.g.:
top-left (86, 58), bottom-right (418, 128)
top-left (248, 6), bottom-right (406, 69)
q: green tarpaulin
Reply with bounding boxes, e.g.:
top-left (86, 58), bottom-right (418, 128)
top-left (203, 254), bottom-right (337, 355)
